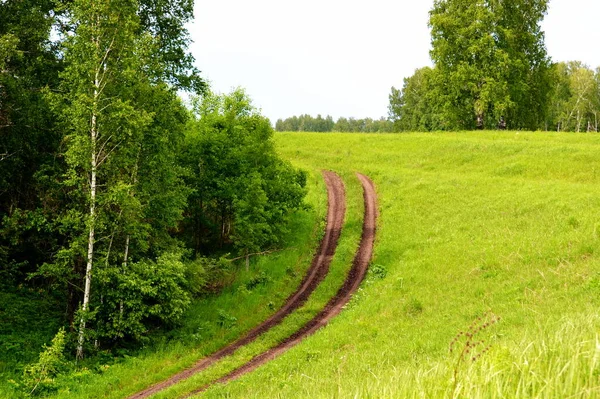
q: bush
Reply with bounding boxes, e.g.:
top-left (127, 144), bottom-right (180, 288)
top-left (216, 310), bottom-right (237, 329)
top-left (94, 252), bottom-right (191, 342)
top-left (185, 256), bottom-right (231, 297)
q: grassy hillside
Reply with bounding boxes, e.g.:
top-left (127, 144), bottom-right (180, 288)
top-left (199, 131), bottom-right (600, 398)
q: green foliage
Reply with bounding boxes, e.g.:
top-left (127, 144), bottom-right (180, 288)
top-left (547, 62), bottom-right (600, 132)
top-left (0, 0), bottom-right (209, 368)
top-left (94, 252), bottom-right (191, 342)
top-left (216, 310), bottom-right (238, 329)
top-left (429, 0), bottom-right (551, 130)
top-left (275, 114), bottom-right (335, 132)
top-left (390, 0), bottom-right (553, 131)
top-left (0, 289), bottom-right (63, 367)
top-left (180, 89), bottom-right (307, 257)
top-left (368, 264), bottom-right (387, 281)
top-left (22, 328), bottom-right (66, 396)
top-left (245, 271), bottom-right (271, 291)
top-left (0, 0), bottom-right (65, 284)
top-left (184, 256), bottom-right (232, 297)
top-left (137, 0), bottom-right (205, 93)
top-left (389, 67), bottom-right (442, 131)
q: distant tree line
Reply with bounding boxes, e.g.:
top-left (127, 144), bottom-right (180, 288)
top-left (389, 0), bottom-right (600, 132)
top-left (275, 114), bottom-right (394, 133)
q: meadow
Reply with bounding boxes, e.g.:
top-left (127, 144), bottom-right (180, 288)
top-left (199, 131), bottom-right (600, 398)
top-left (4, 131), bottom-right (600, 398)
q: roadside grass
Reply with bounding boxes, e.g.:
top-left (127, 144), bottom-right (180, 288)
top-left (198, 131), bottom-right (600, 398)
top-left (0, 170), bottom-right (327, 399)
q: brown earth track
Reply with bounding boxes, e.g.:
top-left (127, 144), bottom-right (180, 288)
top-left (128, 171), bottom-right (345, 399)
top-left (186, 172), bottom-right (377, 397)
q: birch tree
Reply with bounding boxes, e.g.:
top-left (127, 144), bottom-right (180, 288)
top-left (549, 62), bottom-right (598, 132)
top-left (56, 0), bottom-right (152, 359)
top-left (428, 0), bottom-right (550, 130)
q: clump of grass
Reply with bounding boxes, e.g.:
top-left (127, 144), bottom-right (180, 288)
top-left (245, 271), bottom-right (271, 290)
top-left (404, 298), bottom-right (423, 317)
top-left (449, 312), bottom-right (500, 391)
top-left (368, 264), bottom-right (387, 280)
top-left (216, 310), bottom-right (238, 329)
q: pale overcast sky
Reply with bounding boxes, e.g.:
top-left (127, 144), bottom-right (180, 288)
top-left (188, 0), bottom-right (600, 123)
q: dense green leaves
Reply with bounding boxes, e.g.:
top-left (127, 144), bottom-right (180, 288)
top-left (429, 0), bottom-right (551, 130)
top-left (1, 0), bottom-right (307, 370)
top-left (0, 0), bottom-right (64, 281)
top-left (181, 89), bottom-right (307, 258)
top-left (390, 0), bottom-right (554, 131)
top-left (22, 328), bottom-right (66, 395)
top-left (389, 67), bottom-right (440, 131)
top-left (94, 252), bottom-right (191, 341)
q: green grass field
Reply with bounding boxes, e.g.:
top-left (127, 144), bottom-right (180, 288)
top-left (197, 131), bottom-right (600, 398)
top-left (5, 131), bottom-right (600, 398)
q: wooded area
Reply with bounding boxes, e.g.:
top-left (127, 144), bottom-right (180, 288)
top-left (0, 0), bottom-right (306, 376)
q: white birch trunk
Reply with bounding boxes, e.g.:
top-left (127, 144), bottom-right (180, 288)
top-left (76, 34), bottom-right (101, 361)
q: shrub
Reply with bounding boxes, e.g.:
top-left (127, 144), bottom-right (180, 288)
top-left (245, 271), bottom-right (270, 290)
top-left (185, 256), bottom-right (231, 297)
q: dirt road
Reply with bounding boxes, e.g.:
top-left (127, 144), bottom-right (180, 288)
top-left (128, 171), bottom-right (345, 399)
top-left (186, 172), bottom-right (377, 397)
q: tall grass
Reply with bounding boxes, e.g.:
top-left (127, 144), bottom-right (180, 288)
top-left (367, 314), bottom-right (600, 398)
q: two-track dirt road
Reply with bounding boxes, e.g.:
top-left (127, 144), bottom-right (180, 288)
top-left (185, 172), bottom-right (377, 397)
top-left (129, 171), bottom-right (346, 399)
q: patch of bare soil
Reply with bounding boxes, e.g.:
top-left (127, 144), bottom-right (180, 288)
top-left (128, 171), bottom-right (346, 399)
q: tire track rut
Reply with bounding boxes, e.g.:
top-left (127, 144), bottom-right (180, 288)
top-left (128, 171), bottom-right (345, 399)
top-left (186, 172), bottom-right (377, 397)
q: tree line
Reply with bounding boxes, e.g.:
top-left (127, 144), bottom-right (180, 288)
top-left (389, 0), bottom-right (600, 132)
top-left (275, 114), bottom-right (394, 133)
top-left (0, 0), bottom-right (305, 364)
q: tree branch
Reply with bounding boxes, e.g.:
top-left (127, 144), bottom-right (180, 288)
top-left (227, 248), bottom-right (293, 262)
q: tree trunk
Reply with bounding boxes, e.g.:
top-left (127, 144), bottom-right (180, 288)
top-left (76, 30), bottom-right (101, 360)
top-left (76, 110), bottom-right (97, 360)
top-left (476, 113), bottom-right (484, 130)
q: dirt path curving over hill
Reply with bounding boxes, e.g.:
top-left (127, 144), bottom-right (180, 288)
top-left (186, 172), bottom-right (377, 397)
top-left (128, 171), bottom-right (345, 399)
